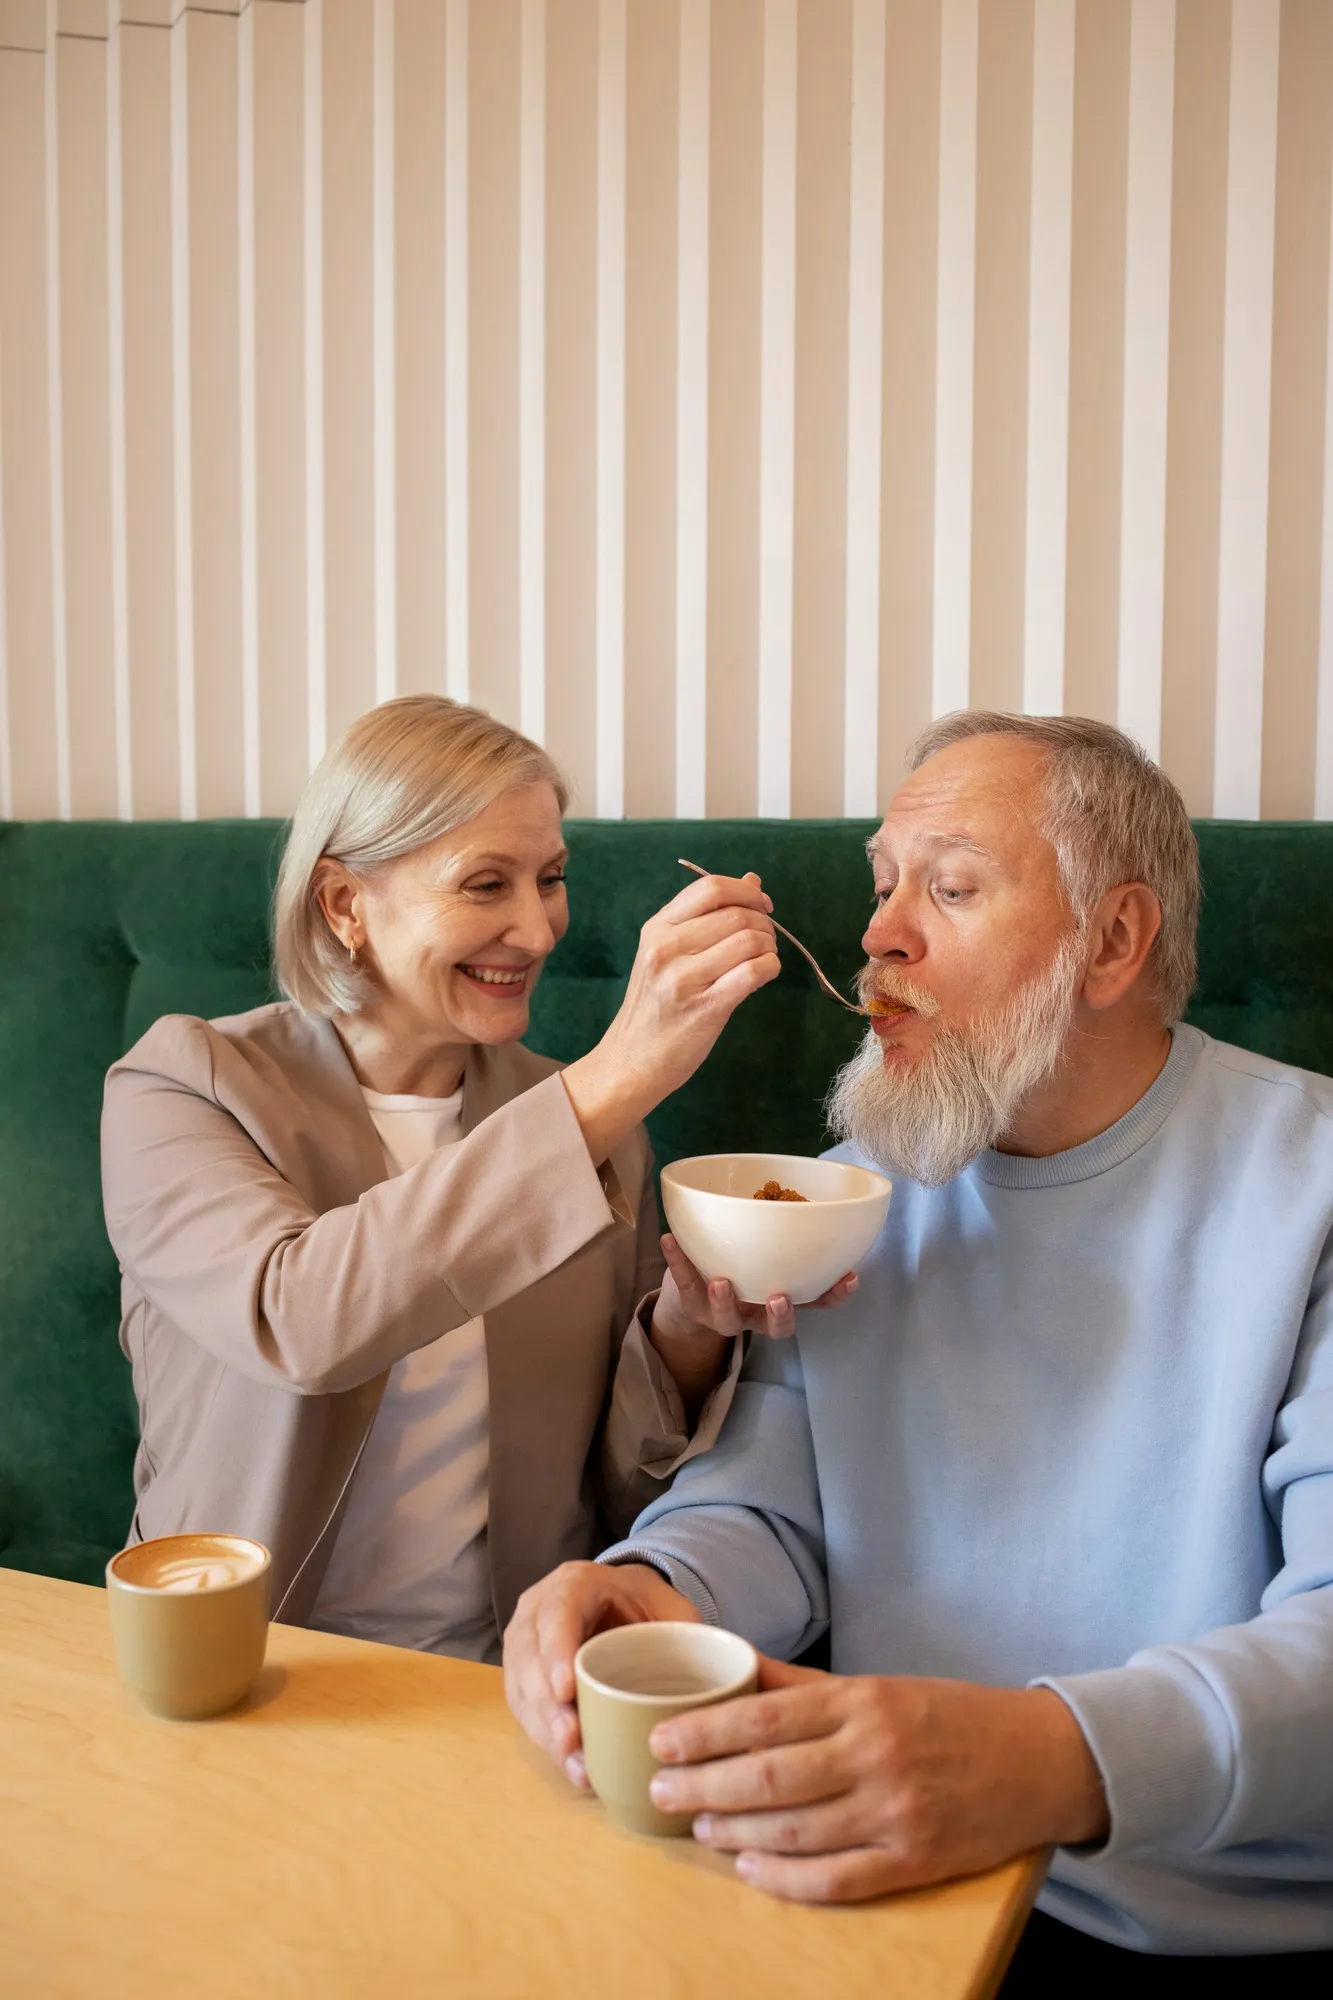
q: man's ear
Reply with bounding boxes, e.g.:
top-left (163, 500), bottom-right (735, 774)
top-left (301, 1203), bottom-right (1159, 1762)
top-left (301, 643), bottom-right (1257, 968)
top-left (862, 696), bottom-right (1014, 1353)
top-left (1081, 883), bottom-right (1163, 1012)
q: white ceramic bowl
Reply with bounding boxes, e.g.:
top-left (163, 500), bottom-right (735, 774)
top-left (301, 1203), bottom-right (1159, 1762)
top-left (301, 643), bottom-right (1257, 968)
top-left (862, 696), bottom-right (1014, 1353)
top-left (660, 1152), bottom-right (892, 1307)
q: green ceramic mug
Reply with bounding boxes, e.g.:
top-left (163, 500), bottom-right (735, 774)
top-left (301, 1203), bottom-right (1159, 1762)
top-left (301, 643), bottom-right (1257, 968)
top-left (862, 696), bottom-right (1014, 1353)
top-left (575, 1621), bottom-right (759, 1837)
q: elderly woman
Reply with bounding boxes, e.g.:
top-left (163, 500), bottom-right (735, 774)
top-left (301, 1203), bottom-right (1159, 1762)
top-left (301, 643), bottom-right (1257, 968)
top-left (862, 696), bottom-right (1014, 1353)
top-left (101, 695), bottom-right (849, 1661)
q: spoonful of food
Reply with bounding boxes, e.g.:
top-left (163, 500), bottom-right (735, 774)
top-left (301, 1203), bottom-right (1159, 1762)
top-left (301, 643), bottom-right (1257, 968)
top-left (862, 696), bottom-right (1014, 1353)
top-left (677, 857), bottom-right (881, 1017)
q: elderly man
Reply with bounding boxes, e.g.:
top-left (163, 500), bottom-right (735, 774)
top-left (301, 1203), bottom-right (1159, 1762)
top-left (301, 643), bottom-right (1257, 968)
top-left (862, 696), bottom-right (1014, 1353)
top-left (505, 713), bottom-right (1333, 1987)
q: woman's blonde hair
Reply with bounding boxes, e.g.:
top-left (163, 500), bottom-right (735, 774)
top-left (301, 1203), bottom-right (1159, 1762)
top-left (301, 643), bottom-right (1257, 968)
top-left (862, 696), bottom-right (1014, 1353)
top-left (273, 694), bottom-right (569, 1016)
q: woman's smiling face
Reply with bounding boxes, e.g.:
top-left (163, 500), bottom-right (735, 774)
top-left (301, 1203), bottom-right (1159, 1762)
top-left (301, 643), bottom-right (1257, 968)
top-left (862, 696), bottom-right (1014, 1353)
top-left (319, 782), bottom-right (570, 1051)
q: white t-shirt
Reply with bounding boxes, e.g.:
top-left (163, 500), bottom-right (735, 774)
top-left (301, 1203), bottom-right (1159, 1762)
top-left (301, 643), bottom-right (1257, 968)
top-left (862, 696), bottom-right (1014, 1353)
top-left (308, 1085), bottom-right (498, 1663)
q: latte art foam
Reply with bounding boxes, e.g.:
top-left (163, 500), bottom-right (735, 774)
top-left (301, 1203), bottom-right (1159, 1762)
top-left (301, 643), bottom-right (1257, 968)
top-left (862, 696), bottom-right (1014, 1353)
top-left (151, 1554), bottom-right (259, 1592)
top-left (111, 1533), bottom-right (267, 1593)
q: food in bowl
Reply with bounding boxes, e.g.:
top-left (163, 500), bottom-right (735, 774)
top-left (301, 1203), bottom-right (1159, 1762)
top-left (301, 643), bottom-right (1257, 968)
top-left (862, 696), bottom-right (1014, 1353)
top-left (661, 1153), bottom-right (892, 1307)
top-left (753, 1180), bottom-right (807, 1203)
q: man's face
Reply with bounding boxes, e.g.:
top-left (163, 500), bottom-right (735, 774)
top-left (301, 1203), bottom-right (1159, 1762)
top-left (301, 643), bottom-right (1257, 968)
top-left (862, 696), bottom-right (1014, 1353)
top-left (861, 735), bottom-right (1073, 1065)
top-left (828, 735), bottom-right (1088, 1185)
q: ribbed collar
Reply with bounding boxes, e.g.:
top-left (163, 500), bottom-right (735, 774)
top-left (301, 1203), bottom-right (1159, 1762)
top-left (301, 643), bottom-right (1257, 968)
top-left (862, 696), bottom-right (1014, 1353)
top-left (974, 1023), bottom-right (1204, 1190)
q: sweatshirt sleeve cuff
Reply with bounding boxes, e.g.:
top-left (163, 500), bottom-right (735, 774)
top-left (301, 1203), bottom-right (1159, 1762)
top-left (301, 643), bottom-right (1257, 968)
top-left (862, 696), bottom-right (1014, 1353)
top-left (596, 1543), bottom-right (721, 1626)
top-left (1033, 1659), bottom-right (1235, 1856)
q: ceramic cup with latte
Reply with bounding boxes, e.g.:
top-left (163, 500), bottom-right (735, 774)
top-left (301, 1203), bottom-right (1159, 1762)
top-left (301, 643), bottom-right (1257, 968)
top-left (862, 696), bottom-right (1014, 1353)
top-left (106, 1533), bottom-right (271, 1720)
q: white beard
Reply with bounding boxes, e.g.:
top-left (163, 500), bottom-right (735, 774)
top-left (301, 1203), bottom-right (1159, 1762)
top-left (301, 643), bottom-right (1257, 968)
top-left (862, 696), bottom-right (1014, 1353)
top-left (825, 934), bottom-right (1087, 1187)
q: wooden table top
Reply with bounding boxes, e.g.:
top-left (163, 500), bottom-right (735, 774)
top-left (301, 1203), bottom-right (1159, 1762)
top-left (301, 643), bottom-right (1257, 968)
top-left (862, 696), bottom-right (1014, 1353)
top-left (0, 1568), bottom-right (1043, 2000)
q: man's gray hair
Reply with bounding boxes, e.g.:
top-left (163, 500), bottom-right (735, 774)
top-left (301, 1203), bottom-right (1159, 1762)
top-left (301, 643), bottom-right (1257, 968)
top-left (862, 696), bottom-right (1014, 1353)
top-left (906, 711), bottom-right (1200, 1024)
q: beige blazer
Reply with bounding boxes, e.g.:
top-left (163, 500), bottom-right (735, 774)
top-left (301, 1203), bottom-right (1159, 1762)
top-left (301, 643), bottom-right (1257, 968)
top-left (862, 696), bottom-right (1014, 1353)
top-left (101, 1004), bottom-right (739, 1630)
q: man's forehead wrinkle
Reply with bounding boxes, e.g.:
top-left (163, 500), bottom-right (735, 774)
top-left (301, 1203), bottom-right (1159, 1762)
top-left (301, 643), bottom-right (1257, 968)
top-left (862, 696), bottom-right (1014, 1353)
top-left (880, 747), bottom-right (1052, 860)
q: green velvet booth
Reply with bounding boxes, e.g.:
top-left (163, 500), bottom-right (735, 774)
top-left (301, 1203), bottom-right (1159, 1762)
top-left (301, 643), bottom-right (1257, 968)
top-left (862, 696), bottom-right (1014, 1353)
top-left (3, 816), bottom-right (1333, 1588)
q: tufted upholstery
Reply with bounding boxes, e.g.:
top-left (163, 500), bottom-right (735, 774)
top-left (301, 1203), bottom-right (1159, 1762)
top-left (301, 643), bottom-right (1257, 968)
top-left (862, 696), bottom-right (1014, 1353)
top-left (3, 815), bottom-right (1333, 1585)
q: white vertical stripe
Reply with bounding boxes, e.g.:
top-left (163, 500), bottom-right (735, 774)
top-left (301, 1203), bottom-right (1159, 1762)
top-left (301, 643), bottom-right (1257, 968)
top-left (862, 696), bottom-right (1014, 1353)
top-left (43, 1), bottom-right (70, 816)
top-left (843, 0), bottom-right (885, 816)
top-left (170, 8), bottom-right (196, 816)
top-left (1022, 0), bottom-right (1074, 717)
top-left (596, 0), bottom-right (626, 816)
top-left (932, 0), bottom-right (978, 717)
top-left (0, 337), bottom-right (11, 820)
top-left (519, 0), bottom-right (545, 744)
top-left (1117, 0), bottom-right (1174, 760)
top-left (373, 0), bottom-right (396, 703)
top-left (106, 16), bottom-right (132, 818)
top-left (674, 0), bottom-right (709, 818)
top-left (238, 0), bottom-right (260, 814)
top-left (444, 0), bottom-right (469, 703)
top-left (756, 0), bottom-right (796, 817)
top-left (303, 0), bottom-right (326, 769)
top-left (1314, 117), bottom-right (1333, 818)
top-left (1213, 0), bottom-right (1279, 819)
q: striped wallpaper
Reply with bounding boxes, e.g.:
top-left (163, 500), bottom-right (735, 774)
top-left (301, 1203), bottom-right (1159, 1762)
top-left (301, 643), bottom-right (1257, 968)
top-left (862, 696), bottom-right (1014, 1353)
top-left (1, 0), bottom-right (1332, 824)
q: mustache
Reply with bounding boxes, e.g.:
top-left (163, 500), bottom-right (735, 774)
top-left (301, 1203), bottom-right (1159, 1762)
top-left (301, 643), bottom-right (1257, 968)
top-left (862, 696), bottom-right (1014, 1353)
top-left (855, 963), bottom-right (944, 1020)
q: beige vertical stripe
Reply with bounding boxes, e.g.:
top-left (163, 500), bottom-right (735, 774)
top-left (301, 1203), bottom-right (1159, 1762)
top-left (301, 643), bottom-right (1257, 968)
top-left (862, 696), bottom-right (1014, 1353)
top-left (444, 0), bottom-right (469, 701)
top-left (44, 1), bottom-right (70, 816)
top-left (674, 0), bottom-right (709, 817)
top-left (1116, 0), bottom-right (1174, 758)
top-left (0, 343), bottom-right (9, 818)
top-left (705, 0), bottom-right (762, 816)
top-left (878, 0), bottom-right (940, 794)
top-left (518, 0), bottom-right (545, 743)
top-left (969, 0), bottom-right (1033, 716)
top-left (1212, 0), bottom-right (1279, 818)
top-left (595, 0), bottom-right (625, 815)
top-left (182, 9), bottom-right (243, 818)
top-left (238, 0), bottom-right (260, 812)
top-left (1022, 0), bottom-right (1074, 716)
top-left (119, 22), bottom-right (179, 816)
top-left (105, 17), bottom-right (131, 815)
top-left (1064, 0), bottom-right (1130, 727)
top-left (372, 0), bottom-right (396, 703)
top-left (544, 0), bottom-right (595, 808)
top-left (251, 0), bottom-right (308, 817)
top-left (169, 11), bottom-right (196, 814)
top-left (930, 0), bottom-right (975, 718)
top-left (790, 0), bottom-right (850, 817)
top-left (303, 0), bottom-right (326, 765)
top-left (1260, 0), bottom-right (1330, 817)
top-left (0, 50), bottom-right (59, 817)
top-left (55, 31), bottom-right (118, 816)
top-left (1160, 0), bottom-right (1230, 817)
top-left (842, 0), bottom-right (886, 816)
top-left (756, 0), bottom-right (796, 816)
top-left (623, 0), bottom-right (678, 818)
top-left (394, 0), bottom-right (447, 700)
top-left (321, 0), bottom-right (376, 749)
top-left (3, 0), bottom-right (1333, 826)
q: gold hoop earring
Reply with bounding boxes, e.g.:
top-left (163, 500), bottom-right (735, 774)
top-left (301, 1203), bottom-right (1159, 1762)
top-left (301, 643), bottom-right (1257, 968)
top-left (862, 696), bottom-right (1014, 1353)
top-left (348, 940), bottom-right (359, 967)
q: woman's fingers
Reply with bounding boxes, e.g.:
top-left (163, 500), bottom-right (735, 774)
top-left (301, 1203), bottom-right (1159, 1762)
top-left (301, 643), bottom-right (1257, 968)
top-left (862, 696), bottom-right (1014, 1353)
top-left (760, 1294), bottom-right (798, 1339)
top-left (691, 944), bottom-right (783, 1015)
top-left (661, 904), bottom-right (779, 978)
top-left (661, 870), bottom-right (773, 925)
top-left (659, 1236), bottom-right (715, 1321)
top-left (807, 1274), bottom-right (860, 1311)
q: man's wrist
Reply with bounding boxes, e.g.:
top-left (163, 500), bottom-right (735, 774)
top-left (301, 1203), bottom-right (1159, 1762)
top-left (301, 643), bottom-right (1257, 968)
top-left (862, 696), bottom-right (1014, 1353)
top-left (1025, 1688), bottom-right (1110, 1847)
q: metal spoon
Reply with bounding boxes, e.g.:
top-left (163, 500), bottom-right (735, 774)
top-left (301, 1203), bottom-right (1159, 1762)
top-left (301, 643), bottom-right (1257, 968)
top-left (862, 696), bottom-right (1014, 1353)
top-left (677, 857), bottom-right (867, 1016)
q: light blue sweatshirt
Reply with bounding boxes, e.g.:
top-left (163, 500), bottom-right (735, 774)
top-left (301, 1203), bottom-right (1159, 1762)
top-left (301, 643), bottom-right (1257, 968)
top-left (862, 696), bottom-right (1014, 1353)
top-left (602, 1027), bottom-right (1333, 1954)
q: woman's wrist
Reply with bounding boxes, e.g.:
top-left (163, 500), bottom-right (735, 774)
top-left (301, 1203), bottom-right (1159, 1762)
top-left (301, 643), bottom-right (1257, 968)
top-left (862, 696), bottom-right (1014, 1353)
top-left (561, 1041), bottom-right (655, 1168)
top-left (648, 1294), bottom-right (730, 1418)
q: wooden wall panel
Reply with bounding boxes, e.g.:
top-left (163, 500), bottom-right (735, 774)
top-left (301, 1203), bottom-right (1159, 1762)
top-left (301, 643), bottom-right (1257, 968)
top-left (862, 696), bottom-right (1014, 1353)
top-left (1, 0), bottom-right (1332, 826)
